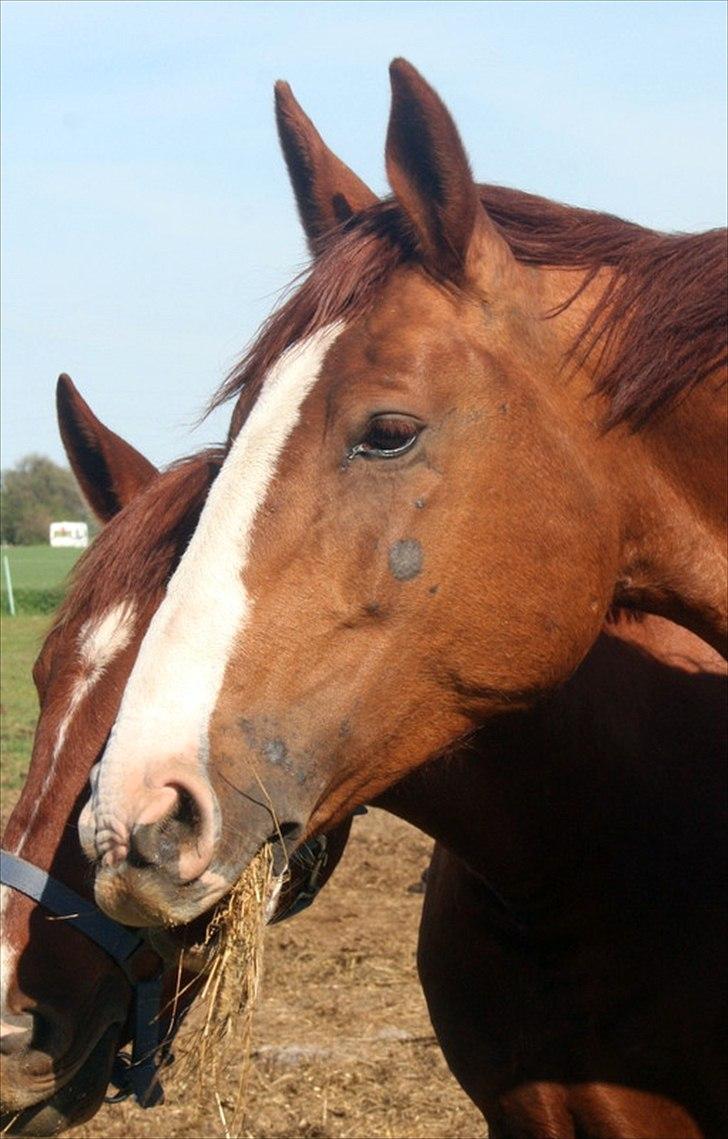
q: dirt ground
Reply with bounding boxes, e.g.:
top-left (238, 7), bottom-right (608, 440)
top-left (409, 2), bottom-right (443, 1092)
top-left (68, 809), bottom-right (485, 1139)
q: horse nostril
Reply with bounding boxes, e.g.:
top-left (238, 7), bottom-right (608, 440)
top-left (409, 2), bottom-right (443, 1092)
top-left (128, 779), bottom-right (216, 883)
top-left (127, 822), bottom-right (163, 869)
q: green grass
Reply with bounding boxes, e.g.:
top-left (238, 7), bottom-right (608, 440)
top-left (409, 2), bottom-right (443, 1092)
top-left (1, 614), bottom-right (48, 800)
top-left (1, 545), bottom-right (83, 593)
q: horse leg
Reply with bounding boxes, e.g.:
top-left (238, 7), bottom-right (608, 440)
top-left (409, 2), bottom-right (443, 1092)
top-left (416, 843), bottom-right (518, 1134)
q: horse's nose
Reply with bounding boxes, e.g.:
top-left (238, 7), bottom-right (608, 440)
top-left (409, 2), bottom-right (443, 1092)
top-left (126, 776), bottom-right (217, 883)
top-left (0, 1010), bottom-right (34, 1056)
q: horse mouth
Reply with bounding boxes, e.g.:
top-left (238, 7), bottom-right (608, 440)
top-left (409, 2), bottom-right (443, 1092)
top-left (92, 820), bottom-right (304, 930)
top-left (0, 1024), bottom-right (120, 1137)
top-left (93, 859), bottom-right (232, 927)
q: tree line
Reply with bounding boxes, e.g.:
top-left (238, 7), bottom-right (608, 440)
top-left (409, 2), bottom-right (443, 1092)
top-left (1, 455), bottom-right (96, 545)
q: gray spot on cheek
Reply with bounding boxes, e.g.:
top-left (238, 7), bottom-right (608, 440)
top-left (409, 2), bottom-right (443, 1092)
top-left (389, 539), bottom-right (423, 581)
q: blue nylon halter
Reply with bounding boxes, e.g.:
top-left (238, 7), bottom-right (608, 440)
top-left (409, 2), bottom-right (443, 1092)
top-left (0, 849), bottom-right (165, 1108)
top-left (0, 823), bottom-right (361, 1108)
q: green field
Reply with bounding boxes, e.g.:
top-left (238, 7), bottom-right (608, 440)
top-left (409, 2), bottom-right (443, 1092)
top-left (1, 614), bottom-right (48, 800)
top-left (1, 544), bottom-right (83, 594)
top-left (1, 548), bottom-right (85, 811)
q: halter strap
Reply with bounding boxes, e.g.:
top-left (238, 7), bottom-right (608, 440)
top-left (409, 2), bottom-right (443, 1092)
top-left (0, 822), bottom-right (352, 1107)
top-left (0, 849), bottom-right (165, 1107)
top-left (268, 834), bottom-right (330, 924)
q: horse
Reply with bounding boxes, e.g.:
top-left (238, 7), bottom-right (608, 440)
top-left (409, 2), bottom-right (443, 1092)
top-left (2, 384), bottom-right (725, 1137)
top-left (377, 621), bottom-right (726, 1137)
top-left (80, 60), bottom-right (726, 939)
top-left (0, 376), bottom-right (352, 1136)
top-left (5, 60), bottom-right (728, 1129)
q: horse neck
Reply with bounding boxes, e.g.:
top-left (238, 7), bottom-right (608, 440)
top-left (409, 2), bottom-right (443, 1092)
top-left (538, 262), bottom-right (727, 658)
top-left (610, 372), bottom-right (727, 656)
top-left (374, 622), bottom-right (726, 911)
top-left (374, 709), bottom-right (554, 902)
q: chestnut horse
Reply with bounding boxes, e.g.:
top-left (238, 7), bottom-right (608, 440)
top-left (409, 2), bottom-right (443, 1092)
top-left (5, 62), bottom-right (728, 1129)
top-left (0, 378), bottom-right (351, 1136)
top-left (378, 624), bottom-right (726, 1138)
top-left (2, 384), bottom-right (725, 1137)
top-left (82, 60), bottom-right (726, 935)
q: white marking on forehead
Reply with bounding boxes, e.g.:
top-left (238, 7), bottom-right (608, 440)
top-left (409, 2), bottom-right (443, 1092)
top-left (78, 602), bottom-right (137, 676)
top-left (13, 602), bottom-right (136, 858)
top-left (52, 601), bottom-right (137, 761)
top-left (96, 323), bottom-right (344, 807)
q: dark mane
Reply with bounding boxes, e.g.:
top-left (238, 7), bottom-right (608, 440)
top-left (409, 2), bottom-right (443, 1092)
top-left (54, 449), bottom-right (223, 627)
top-left (213, 185), bottom-right (726, 434)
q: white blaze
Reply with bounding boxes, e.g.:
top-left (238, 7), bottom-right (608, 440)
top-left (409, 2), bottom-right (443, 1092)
top-left (53, 602), bottom-right (137, 762)
top-left (95, 323), bottom-right (343, 811)
top-left (12, 601), bottom-right (136, 858)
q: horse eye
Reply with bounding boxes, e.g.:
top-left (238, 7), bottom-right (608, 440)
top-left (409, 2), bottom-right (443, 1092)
top-left (349, 414), bottom-right (422, 461)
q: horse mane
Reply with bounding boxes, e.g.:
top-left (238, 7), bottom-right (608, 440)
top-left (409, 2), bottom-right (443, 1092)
top-left (54, 449), bottom-right (223, 627)
top-left (212, 185), bottom-right (727, 434)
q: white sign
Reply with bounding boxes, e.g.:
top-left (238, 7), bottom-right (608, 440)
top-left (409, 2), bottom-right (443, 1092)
top-left (49, 521), bottom-right (88, 548)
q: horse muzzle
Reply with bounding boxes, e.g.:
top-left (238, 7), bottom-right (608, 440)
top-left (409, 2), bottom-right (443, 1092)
top-left (91, 858), bottom-right (232, 927)
top-left (80, 765), bottom-right (219, 877)
top-left (0, 1018), bottom-right (120, 1136)
top-left (78, 764), bottom-right (229, 925)
top-left (82, 743), bottom-right (314, 925)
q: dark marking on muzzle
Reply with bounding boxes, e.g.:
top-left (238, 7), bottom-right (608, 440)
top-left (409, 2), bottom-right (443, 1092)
top-left (239, 719), bottom-right (309, 786)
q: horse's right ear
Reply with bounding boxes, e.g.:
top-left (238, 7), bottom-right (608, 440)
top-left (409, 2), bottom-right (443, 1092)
top-left (56, 374), bottom-right (158, 522)
top-left (275, 80), bottom-right (377, 255)
top-left (386, 59), bottom-right (512, 285)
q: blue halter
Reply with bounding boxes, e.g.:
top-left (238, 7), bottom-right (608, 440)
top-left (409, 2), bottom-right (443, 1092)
top-left (0, 829), bottom-right (342, 1109)
top-left (0, 849), bottom-right (165, 1107)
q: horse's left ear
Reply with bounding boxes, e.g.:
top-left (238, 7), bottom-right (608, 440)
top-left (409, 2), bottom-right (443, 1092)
top-left (386, 59), bottom-right (512, 283)
top-left (275, 80), bottom-right (378, 255)
top-left (56, 374), bottom-right (158, 522)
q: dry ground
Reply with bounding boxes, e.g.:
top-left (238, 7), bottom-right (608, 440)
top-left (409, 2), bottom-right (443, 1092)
top-left (69, 809), bottom-right (485, 1139)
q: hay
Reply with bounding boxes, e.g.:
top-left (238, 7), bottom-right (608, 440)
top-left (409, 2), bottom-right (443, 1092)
top-left (174, 845), bottom-right (274, 1137)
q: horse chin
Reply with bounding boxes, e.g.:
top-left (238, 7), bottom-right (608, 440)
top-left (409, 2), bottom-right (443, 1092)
top-left (0, 1024), bottom-right (118, 1137)
top-left (93, 860), bottom-right (231, 927)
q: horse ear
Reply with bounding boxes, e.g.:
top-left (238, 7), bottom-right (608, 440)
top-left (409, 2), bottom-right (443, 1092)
top-left (386, 59), bottom-right (510, 282)
top-left (275, 80), bottom-right (378, 255)
top-left (56, 374), bottom-right (158, 522)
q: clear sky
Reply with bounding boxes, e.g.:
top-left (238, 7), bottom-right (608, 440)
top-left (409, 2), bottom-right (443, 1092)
top-left (2, 0), bottom-right (726, 471)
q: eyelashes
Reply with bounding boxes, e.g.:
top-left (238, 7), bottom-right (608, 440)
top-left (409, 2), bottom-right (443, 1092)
top-left (347, 414), bottom-right (423, 461)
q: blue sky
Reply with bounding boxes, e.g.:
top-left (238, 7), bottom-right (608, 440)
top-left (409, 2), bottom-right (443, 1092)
top-left (2, 0), bottom-right (726, 471)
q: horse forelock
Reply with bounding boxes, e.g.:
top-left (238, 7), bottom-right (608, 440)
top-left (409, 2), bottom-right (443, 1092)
top-left (214, 200), bottom-right (417, 439)
top-left (214, 186), bottom-right (726, 438)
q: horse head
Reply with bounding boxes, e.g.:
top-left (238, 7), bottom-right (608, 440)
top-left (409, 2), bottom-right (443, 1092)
top-left (82, 64), bottom-right (726, 929)
top-left (0, 379), bottom-right (352, 1135)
